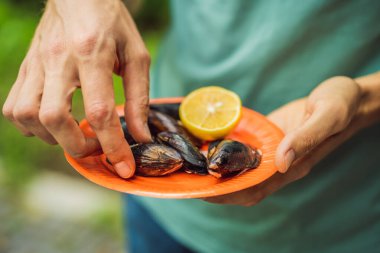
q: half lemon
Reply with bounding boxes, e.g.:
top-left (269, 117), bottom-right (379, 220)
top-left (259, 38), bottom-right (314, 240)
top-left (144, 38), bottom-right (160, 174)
top-left (179, 86), bottom-right (242, 141)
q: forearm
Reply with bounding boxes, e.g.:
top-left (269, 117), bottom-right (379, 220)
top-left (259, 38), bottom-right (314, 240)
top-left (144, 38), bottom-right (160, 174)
top-left (354, 71), bottom-right (380, 129)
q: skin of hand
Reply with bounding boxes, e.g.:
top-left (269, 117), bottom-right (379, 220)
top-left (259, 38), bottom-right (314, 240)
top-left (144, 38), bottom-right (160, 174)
top-left (204, 74), bottom-right (380, 206)
top-left (2, 0), bottom-right (152, 178)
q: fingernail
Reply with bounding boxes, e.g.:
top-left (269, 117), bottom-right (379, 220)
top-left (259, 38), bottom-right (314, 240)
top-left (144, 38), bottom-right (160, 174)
top-left (281, 149), bottom-right (295, 173)
top-left (114, 161), bottom-right (134, 178)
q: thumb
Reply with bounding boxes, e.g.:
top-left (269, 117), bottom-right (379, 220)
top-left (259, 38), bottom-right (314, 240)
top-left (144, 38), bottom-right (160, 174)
top-left (275, 102), bottom-right (346, 173)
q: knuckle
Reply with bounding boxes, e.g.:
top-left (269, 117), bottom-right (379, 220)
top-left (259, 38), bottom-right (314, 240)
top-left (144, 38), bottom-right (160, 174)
top-left (39, 107), bottom-right (66, 127)
top-left (43, 40), bottom-right (66, 57)
top-left (138, 50), bottom-right (151, 65)
top-left (2, 104), bottom-right (13, 120)
top-left (63, 139), bottom-right (90, 158)
top-left (13, 105), bottom-right (39, 123)
top-left (86, 103), bottom-right (113, 128)
top-left (127, 96), bottom-right (149, 112)
top-left (17, 60), bottom-right (28, 79)
top-left (72, 32), bottom-right (99, 56)
top-left (128, 49), bottom-right (151, 66)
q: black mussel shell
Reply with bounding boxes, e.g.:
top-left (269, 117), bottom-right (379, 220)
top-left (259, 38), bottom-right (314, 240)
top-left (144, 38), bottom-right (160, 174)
top-left (149, 103), bottom-right (181, 120)
top-left (131, 143), bottom-right (183, 176)
top-left (119, 117), bottom-right (137, 145)
top-left (148, 110), bottom-right (203, 147)
top-left (207, 140), bottom-right (223, 159)
top-left (157, 131), bottom-right (208, 175)
top-left (207, 140), bottom-right (261, 178)
top-left (148, 110), bottom-right (178, 135)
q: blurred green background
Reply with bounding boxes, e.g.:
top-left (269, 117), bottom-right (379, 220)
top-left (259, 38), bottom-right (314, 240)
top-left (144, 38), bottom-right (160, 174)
top-left (0, 0), bottom-right (168, 252)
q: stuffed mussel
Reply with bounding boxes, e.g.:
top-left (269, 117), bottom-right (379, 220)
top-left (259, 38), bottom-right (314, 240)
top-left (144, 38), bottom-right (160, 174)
top-left (207, 140), bottom-right (261, 178)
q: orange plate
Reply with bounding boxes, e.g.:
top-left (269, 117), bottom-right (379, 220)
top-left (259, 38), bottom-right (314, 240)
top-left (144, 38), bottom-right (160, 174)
top-left (65, 97), bottom-right (284, 199)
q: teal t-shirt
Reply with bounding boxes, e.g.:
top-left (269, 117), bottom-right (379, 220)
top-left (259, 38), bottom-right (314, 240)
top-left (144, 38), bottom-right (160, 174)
top-left (136, 1), bottom-right (380, 252)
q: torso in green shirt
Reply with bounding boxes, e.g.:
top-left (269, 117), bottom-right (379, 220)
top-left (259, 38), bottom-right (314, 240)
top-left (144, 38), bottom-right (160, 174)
top-left (135, 1), bottom-right (380, 252)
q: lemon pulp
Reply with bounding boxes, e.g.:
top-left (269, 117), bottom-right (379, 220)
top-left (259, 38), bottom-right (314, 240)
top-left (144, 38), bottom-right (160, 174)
top-left (179, 86), bottom-right (242, 141)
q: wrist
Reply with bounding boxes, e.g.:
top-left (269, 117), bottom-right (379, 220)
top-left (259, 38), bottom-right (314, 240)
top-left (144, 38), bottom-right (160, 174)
top-left (353, 71), bottom-right (380, 129)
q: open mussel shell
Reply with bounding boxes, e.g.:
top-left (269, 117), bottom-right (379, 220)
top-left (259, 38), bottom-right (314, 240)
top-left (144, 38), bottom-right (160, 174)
top-left (148, 110), bottom-right (203, 147)
top-left (119, 117), bottom-right (137, 145)
top-left (149, 103), bottom-right (181, 120)
top-left (131, 143), bottom-right (183, 177)
top-left (157, 131), bottom-right (208, 175)
top-left (207, 140), bottom-right (261, 178)
top-left (207, 139), bottom-right (223, 159)
top-left (148, 110), bottom-right (178, 136)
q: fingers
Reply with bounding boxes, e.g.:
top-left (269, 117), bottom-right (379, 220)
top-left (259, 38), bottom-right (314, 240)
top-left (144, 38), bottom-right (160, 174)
top-left (309, 76), bottom-right (361, 121)
top-left (275, 102), bottom-right (343, 173)
top-left (80, 56), bottom-right (135, 178)
top-left (12, 60), bottom-right (57, 144)
top-left (275, 77), bottom-right (361, 173)
top-left (39, 68), bottom-right (100, 157)
top-left (119, 8), bottom-right (151, 142)
top-left (122, 47), bottom-right (152, 143)
top-left (2, 61), bottom-right (34, 136)
top-left (37, 30), bottom-right (101, 156)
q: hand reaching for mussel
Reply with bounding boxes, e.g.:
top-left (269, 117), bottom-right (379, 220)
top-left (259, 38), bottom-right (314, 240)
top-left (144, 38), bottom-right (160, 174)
top-left (203, 76), bottom-right (376, 206)
top-left (2, 0), bottom-right (152, 178)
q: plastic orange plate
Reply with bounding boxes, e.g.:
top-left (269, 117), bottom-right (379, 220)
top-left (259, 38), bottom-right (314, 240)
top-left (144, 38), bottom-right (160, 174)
top-left (65, 97), bottom-right (284, 199)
